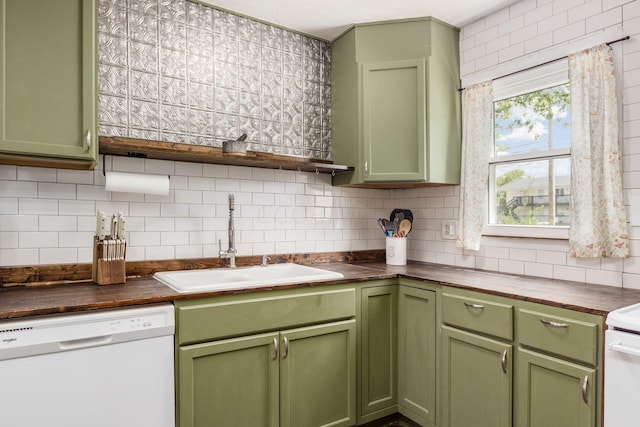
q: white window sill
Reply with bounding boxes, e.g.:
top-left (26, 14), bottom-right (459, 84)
top-left (482, 224), bottom-right (569, 240)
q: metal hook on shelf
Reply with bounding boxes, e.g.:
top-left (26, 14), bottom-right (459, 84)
top-left (315, 168), bottom-right (319, 175)
top-left (331, 170), bottom-right (336, 177)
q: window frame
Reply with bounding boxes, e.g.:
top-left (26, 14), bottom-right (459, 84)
top-left (483, 60), bottom-right (571, 240)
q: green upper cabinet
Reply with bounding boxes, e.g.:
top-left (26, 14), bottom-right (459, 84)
top-left (0, 0), bottom-right (97, 168)
top-left (331, 18), bottom-right (461, 187)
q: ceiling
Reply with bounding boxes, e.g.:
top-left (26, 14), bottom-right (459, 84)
top-left (200, 0), bottom-right (520, 41)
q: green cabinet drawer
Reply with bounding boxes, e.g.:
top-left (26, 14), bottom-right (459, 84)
top-left (442, 292), bottom-right (513, 340)
top-left (176, 288), bottom-right (356, 345)
top-left (517, 308), bottom-right (598, 365)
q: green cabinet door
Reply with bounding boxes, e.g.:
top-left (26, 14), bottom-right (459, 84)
top-left (362, 59), bottom-right (426, 182)
top-left (0, 0), bottom-right (97, 164)
top-left (398, 285), bottom-right (437, 426)
top-left (178, 332), bottom-right (280, 427)
top-left (280, 319), bottom-right (357, 427)
top-left (516, 348), bottom-right (596, 427)
top-left (442, 326), bottom-right (512, 427)
top-left (360, 286), bottom-right (398, 420)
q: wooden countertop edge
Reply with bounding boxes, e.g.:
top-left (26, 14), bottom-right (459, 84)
top-left (1, 259), bottom-right (640, 320)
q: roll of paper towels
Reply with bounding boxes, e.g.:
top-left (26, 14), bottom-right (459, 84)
top-left (105, 171), bottom-right (170, 195)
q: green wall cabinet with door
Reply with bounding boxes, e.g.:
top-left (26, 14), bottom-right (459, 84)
top-left (331, 18), bottom-right (461, 187)
top-left (0, 0), bottom-right (97, 168)
top-left (175, 287), bottom-right (357, 427)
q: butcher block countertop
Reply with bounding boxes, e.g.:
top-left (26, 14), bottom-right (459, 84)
top-left (2, 260), bottom-right (640, 320)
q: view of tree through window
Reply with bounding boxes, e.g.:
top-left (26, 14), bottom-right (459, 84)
top-left (490, 83), bottom-right (571, 226)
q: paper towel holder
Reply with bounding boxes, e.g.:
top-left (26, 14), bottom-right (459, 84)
top-left (102, 154), bottom-right (171, 180)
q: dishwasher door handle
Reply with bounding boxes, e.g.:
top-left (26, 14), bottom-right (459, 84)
top-left (609, 342), bottom-right (640, 357)
top-left (59, 335), bottom-right (113, 350)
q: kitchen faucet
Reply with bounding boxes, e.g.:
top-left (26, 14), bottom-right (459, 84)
top-left (218, 193), bottom-right (237, 268)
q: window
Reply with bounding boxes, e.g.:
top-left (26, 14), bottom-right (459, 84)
top-left (485, 61), bottom-right (570, 239)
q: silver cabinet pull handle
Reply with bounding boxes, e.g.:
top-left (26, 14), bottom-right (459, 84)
top-left (540, 319), bottom-right (569, 328)
top-left (364, 161), bottom-right (369, 176)
top-left (272, 337), bottom-right (278, 360)
top-left (283, 336), bottom-right (289, 359)
top-left (581, 375), bottom-right (589, 404)
top-left (500, 349), bottom-right (508, 374)
top-left (463, 302), bottom-right (485, 309)
top-left (85, 130), bottom-right (91, 152)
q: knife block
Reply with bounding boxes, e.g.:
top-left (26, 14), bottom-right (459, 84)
top-left (92, 236), bottom-right (126, 285)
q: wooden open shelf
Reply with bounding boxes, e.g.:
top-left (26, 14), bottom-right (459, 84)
top-left (99, 136), bottom-right (354, 175)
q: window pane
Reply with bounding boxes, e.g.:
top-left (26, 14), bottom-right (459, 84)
top-left (491, 157), bottom-right (571, 226)
top-left (494, 84), bottom-right (570, 156)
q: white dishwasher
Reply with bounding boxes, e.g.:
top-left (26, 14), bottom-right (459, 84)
top-left (0, 303), bottom-right (175, 427)
top-left (604, 302), bottom-right (640, 427)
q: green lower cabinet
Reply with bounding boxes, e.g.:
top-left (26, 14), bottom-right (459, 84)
top-left (398, 285), bottom-right (437, 426)
top-left (516, 348), bottom-right (596, 427)
top-left (441, 326), bottom-right (512, 427)
top-left (179, 319), bottom-right (356, 427)
top-left (360, 286), bottom-right (398, 422)
top-left (178, 332), bottom-right (280, 427)
top-left (280, 320), bottom-right (357, 427)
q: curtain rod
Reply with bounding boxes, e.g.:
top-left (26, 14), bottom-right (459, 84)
top-left (458, 35), bottom-right (630, 92)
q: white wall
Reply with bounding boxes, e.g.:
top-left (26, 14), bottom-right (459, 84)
top-left (0, 158), bottom-right (389, 266)
top-left (400, 0), bottom-right (640, 289)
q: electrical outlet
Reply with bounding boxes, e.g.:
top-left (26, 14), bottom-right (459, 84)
top-left (442, 220), bottom-right (456, 240)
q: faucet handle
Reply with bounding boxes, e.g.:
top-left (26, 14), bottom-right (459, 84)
top-left (261, 255), bottom-right (271, 267)
top-left (218, 238), bottom-right (223, 253)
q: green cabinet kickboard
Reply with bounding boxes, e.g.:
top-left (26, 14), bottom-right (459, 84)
top-left (0, 0), bottom-right (97, 164)
top-left (331, 18), bottom-right (461, 186)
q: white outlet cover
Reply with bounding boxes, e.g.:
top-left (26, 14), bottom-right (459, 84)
top-left (442, 220), bottom-right (456, 240)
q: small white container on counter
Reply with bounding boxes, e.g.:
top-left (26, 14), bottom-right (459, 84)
top-left (386, 237), bottom-right (407, 265)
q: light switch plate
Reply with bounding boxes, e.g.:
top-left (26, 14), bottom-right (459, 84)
top-left (442, 220), bottom-right (456, 240)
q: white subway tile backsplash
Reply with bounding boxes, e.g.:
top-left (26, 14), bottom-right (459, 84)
top-left (145, 245), bottom-right (174, 260)
top-left (0, 181), bottom-right (38, 198)
top-left (175, 161), bottom-right (203, 177)
top-left (77, 184), bottom-right (108, 200)
top-left (39, 248), bottom-right (78, 264)
top-left (57, 169), bottom-right (94, 185)
top-left (130, 231), bottom-right (161, 246)
top-left (0, 215), bottom-right (38, 232)
top-left (39, 216), bottom-right (77, 232)
top-left (19, 232), bottom-right (58, 248)
top-left (145, 217), bottom-right (175, 232)
top-left (0, 248), bottom-right (38, 266)
top-left (17, 167), bottom-right (56, 183)
top-left (499, 259), bottom-right (525, 275)
top-left (0, 165), bottom-right (16, 180)
top-left (0, 198), bottom-right (18, 215)
top-left (19, 198), bottom-right (58, 215)
top-left (161, 231), bottom-right (189, 246)
top-left (0, 231), bottom-right (18, 249)
top-left (554, 265), bottom-right (586, 282)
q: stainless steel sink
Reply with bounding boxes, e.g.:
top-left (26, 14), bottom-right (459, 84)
top-left (154, 263), bottom-right (345, 293)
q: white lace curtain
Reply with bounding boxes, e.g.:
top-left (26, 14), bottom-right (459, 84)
top-left (569, 44), bottom-right (628, 258)
top-left (456, 81), bottom-right (493, 251)
top-left (456, 44), bottom-right (628, 257)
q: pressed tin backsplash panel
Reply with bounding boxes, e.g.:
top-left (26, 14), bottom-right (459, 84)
top-left (97, 0), bottom-right (332, 160)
